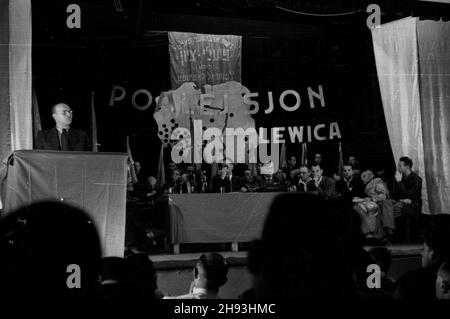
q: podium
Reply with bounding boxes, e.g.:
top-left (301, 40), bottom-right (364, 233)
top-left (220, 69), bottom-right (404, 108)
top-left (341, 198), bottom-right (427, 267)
top-left (2, 150), bottom-right (128, 257)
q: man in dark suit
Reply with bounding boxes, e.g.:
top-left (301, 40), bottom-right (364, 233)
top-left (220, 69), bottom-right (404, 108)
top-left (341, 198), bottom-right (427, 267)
top-left (35, 103), bottom-right (91, 151)
top-left (335, 164), bottom-right (365, 204)
top-left (307, 164), bottom-right (337, 200)
top-left (393, 156), bottom-right (422, 218)
top-left (212, 163), bottom-right (241, 192)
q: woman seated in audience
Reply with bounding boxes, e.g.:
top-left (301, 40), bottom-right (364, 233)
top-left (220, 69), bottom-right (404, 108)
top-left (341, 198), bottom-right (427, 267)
top-left (353, 170), bottom-right (389, 242)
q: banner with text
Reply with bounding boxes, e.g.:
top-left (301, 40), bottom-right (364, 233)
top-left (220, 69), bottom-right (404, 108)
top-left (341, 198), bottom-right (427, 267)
top-left (168, 32), bottom-right (241, 89)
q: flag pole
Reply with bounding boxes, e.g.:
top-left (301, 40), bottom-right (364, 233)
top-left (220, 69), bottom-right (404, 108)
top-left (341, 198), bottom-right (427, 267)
top-left (90, 90), bottom-right (98, 152)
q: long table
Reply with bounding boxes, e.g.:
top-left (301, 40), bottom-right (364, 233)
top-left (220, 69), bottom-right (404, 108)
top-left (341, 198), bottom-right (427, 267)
top-left (157, 192), bottom-right (281, 253)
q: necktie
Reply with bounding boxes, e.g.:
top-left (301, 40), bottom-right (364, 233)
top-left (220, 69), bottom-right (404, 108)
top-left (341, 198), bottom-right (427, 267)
top-left (61, 129), bottom-right (69, 151)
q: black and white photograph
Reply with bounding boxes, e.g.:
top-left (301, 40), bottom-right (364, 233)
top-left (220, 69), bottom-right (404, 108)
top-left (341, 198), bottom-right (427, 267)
top-left (1, 0), bottom-right (450, 312)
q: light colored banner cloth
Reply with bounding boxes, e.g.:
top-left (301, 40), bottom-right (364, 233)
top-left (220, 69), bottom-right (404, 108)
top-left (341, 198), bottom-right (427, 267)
top-left (0, 0), bottom-right (32, 209)
top-left (417, 20), bottom-right (450, 215)
top-left (0, 0), bottom-right (32, 163)
top-left (372, 17), bottom-right (429, 214)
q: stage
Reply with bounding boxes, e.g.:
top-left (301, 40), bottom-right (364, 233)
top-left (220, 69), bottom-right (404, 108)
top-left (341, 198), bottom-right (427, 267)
top-left (150, 244), bottom-right (423, 298)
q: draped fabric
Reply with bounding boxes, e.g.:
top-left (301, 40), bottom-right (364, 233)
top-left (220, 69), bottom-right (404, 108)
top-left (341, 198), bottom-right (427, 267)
top-left (372, 17), bottom-right (450, 215)
top-left (371, 17), bottom-right (429, 214)
top-left (0, 0), bottom-right (32, 211)
top-left (4, 150), bottom-right (128, 257)
top-left (0, 0), bottom-right (32, 163)
top-left (417, 20), bottom-right (450, 215)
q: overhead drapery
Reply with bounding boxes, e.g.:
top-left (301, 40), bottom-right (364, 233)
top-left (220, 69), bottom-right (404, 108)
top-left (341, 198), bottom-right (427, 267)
top-left (372, 17), bottom-right (450, 215)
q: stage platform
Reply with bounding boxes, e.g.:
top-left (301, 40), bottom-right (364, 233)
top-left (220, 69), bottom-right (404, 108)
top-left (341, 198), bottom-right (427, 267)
top-left (150, 243), bottom-right (423, 299)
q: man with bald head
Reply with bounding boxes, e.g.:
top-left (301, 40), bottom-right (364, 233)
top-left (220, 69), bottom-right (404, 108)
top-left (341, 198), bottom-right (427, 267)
top-left (35, 103), bottom-right (91, 151)
top-left (436, 260), bottom-right (450, 299)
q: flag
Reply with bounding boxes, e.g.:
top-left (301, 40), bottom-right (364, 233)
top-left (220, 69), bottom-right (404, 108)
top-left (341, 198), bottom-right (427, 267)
top-left (90, 90), bottom-right (98, 152)
top-left (301, 143), bottom-right (308, 166)
top-left (337, 142), bottom-right (344, 176)
top-left (126, 136), bottom-right (138, 184)
top-left (279, 143), bottom-right (287, 170)
top-left (210, 162), bottom-right (218, 192)
top-left (157, 143), bottom-right (166, 189)
top-left (32, 86), bottom-right (42, 145)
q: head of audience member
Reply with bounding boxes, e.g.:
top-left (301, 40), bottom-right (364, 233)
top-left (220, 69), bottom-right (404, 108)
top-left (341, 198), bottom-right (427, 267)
top-left (342, 165), bottom-right (354, 181)
top-left (436, 259), bottom-right (450, 299)
top-left (288, 156), bottom-right (297, 169)
top-left (168, 162), bottom-right (178, 172)
top-left (0, 201), bottom-right (102, 299)
top-left (99, 257), bottom-right (127, 299)
top-left (248, 193), bottom-right (358, 299)
top-left (311, 164), bottom-right (323, 181)
top-left (125, 253), bottom-right (158, 299)
top-left (52, 103), bottom-right (73, 130)
top-left (171, 169), bottom-right (181, 183)
top-left (314, 153), bottom-right (323, 165)
top-left (99, 254), bottom-right (158, 300)
top-left (360, 170), bottom-right (375, 185)
top-left (298, 165), bottom-right (310, 182)
top-left (348, 156), bottom-right (358, 168)
top-left (421, 226), bottom-right (450, 269)
top-left (398, 156), bottom-right (413, 175)
top-left (193, 253), bottom-right (228, 295)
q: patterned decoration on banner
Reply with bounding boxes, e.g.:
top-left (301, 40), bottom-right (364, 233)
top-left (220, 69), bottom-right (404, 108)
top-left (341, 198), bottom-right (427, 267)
top-left (168, 32), bottom-right (241, 89)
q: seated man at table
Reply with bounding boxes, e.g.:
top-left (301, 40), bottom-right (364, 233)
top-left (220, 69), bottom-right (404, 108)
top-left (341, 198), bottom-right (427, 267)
top-left (307, 164), bottom-right (337, 200)
top-left (240, 169), bottom-right (259, 192)
top-left (164, 253), bottom-right (228, 299)
top-left (212, 163), bottom-right (241, 192)
top-left (285, 156), bottom-right (299, 183)
top-left (336, 164), bottom-right (365, 204)
top-left (392, 156), bottom-right (422, 241)
top-left (296, 165), bottom-right (311, 192)
top-left (273, 169), bottom-right (288, 186)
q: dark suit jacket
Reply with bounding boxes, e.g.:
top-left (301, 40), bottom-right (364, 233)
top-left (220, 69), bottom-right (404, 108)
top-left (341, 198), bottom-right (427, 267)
top-left (393, 171), bottom-right (422, 206)
top-left (212, 175), bottom-right (242, 192)
top-left (35, 127), bottom-right (91, 151)
top-left (336, 177), bottom-right (365, 203)
top-left (307, 176), bottom-right (337, 200)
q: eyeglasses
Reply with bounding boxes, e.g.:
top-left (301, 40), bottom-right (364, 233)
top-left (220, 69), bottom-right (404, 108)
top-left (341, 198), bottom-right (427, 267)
top-left (54, 110), bottom-right (73, 115)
